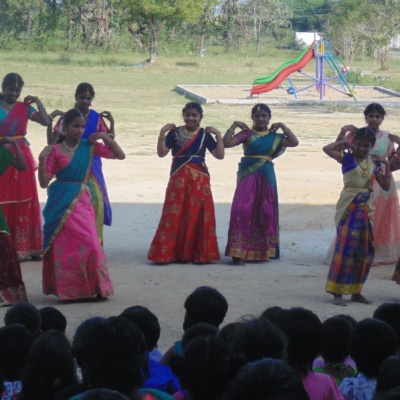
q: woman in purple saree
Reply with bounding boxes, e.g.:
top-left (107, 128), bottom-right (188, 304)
top-left (223, 104), bottom-right (299, 265)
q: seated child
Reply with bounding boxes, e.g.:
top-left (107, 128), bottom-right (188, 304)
top-left (39, 306), bottom-right (67, 333)
top-left (4, 303), bottom-right (42, 338)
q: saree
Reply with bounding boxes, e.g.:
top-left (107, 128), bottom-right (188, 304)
top-left (0, 147), bottom-right (28, 305)
top-left (148, 128), bottom-right (220, 264)
top-left (55, 110), bottom-right (111, 244)
top-left (42, 140), bottom-right (113, 300)
top-left (0, 102), bottom-right (43, 258)
top-left (325, 153), bottom-right (379, 295)
top-left (225, 130), bottom-right (285, 261)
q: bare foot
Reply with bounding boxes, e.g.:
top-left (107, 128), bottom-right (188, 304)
top-left (232, 257), bottom-right (244, 265)
top-left (333, 295), bottom-right (347, 307)
top-left (351, 294), bottom-right (373, 305)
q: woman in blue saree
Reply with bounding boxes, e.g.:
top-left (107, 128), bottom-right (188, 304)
top-left (39, 109), bottom-right (125, 301)
top-left (223, 104), bottom-right (299, 265)
top-left (47, 83), bottom-right (114, 245)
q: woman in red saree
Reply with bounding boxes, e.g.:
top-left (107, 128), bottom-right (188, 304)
top-left (148, 102), bottom-right (224, 264)
top-left (0, 73), bottom-right (50, 261)
top-left (0, 137), bottom-right (28, 305)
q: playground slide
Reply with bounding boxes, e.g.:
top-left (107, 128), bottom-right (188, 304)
top-left (250, 47), bottom-right (315, 96)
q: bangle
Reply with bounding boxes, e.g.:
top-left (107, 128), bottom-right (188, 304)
top-left (48, 115), bottom-right (54, 121)
top-left (283, 129), bottom-right (291, 135)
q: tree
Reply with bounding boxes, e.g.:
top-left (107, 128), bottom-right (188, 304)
top-left (120, 0), bottom-right (207, 63)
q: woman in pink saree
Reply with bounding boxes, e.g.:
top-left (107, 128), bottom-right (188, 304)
top-left (0, 73), bottom-right (50, 260)
top-left (38, 109), bottom-right (125, 301)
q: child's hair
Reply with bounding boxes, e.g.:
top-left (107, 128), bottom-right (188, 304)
top-left (373, 302), bottom-right (400, 341)
top-left (364, 103), bottom-right (386, 118)
top-left (217, 322), bottom-right (239, 346)
top-left (321, 316), bottom-right (353, 364)
top-left (182, 102), bottom-right (203, 117)
top-left (17, 330), bottom-right (77, 400)
top-left (1, 73), bottom-right (24, 92)
top-left (182, 322), bottom-right (218, 350)
top-left (79, 388), bottom-right (130, 400)
top-left (260, 306), bottom-right (284, 322)
top-left (230, 317), bottom-right (287, 364)
top-left (273, 307), bottom-right (323, 376)
top-left (170, 337), bottom-right (238, 400)
top-left (353, 127), bottom-right (376, 146)
top-left (75, 83), bottom-right (95, 98)
top-left (39, 307), bottom-right (67, 333)
top-left (221, 358), bottom-right (309, 400)
top-left (183, 286), bottom-right (228, 331)
top-left (349, 318), bottom-right (398, 378)
top-left (375, 387), bottom-right (400, 400)
top-left (0, 324), bottom-right (35, 381)
top-left (335, 314), bottom-right (357, 328)
top-left (56, 108), bottom-right (85, 144)
top-left (72, 316), bottom-right (148, 396)
top-left (4, 302), bottom-right (42, 338)
top-left (119, 305), bottom-right (160, 352)
top-left (251, 103), bottom-right (272, 118)
top-left (375, 355), bottom-right (400, 395)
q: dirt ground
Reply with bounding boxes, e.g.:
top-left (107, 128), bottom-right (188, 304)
top-left (3, 97), bottom-right (400, 351)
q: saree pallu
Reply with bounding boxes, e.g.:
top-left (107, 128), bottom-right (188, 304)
top-left (225, 132), bottom-right (284, 261)
top-left (147, 163), bottom-right (220, 263)
top-left (0, 102), bottom-right (43, 257)
top-left (42, 141), bottom-right (113, 300)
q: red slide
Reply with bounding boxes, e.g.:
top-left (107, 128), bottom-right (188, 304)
top-left (251, 47), bottom-right (315, 96)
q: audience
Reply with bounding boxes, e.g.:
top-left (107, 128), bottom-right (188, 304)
top-left (39, 306), bottom-right (67, 333)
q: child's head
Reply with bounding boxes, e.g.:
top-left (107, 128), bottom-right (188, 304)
top-left (260, 306), bottom-right (284, 322)
top-left (364, 103), bottom-right (386, 120)
top-left (251, 103), bottom-right (272, 118)
top-left (183, 286), bottom-right (228, 331)
top-left (230, 317), bottom-right (287, 364)
top-left (217, 322), bottom-right (239, 346)
top-left (170, 337), bottom-right (237, 400)
top-left (79, 388), bottom-right (130, 400)
top-left (349, 318), bottom-right (398, 378)
top-left (1, 73), bottom-right (24, 97)
top-left (0, 324), bottom-right (35, 381)
top-left (221, 358), bottom-right (309, 400)
top-left (376, 355), bottom-right (400, 395)
top-left (182, 322), bottom-right (218, 350)
top-left (375, 387), bottom-right (400, 400)
top-left (75, 83), bottom-right (95, 100)
top-left (73, 316), bottom-right (148, 396)
top-left (120, 305), bottom-right (160, 352)
top-left (373, 302), bottom-right (400, 341)
top-left (321, 316), bottom-right (353, 364)
top-left (182, 102), bottom-right (203, 118)
top-left (273, 307), bottom-right (322, 376)
top-left (39, 307), bottom-right (67, 334)
top-left (353, 127), bottom-right (376, 151)
top-left (18, 330), bottom-right (77, 400)
top-left (4, 302), bottom-right (42, 338)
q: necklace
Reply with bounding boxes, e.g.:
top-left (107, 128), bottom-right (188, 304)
top-left (183, 128), bottom-right (198, 137)
top-left (62, 141), bottom-right (79, 155)
top-left (1, 100), bottom-right (12, 110)
top-left (356, 156), bottom-right (370, 178)
top-left (253, 129), bottom-right (269, 136)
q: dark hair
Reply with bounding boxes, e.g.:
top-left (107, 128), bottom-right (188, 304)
top-left (251, 103), bottom-right (272, 118)
top-left (0, 324), bottom-right (35, 381)
top-left (119, 305), bottom-right (160, 352)
top-left (230, 317), bottom-right (287, 364)
top-left (1, 73), bottom-right (24, 92)
top-left (4, 302), bottom-right (42, 338)
top-left (375, 387), bottom-right (400, 400)
top-left (17, 330), bottom-right (77, 400)
top-left (39, 307), bottom-right (67, 333)
top-left (260, 306), bottom-right (284, 322)
top-left (321, 316), bottom-right (353, 363)
top-left (354, 127), bottom-right (376, 146)
top-left (334, 314), bottom-right (357, 328)
top-left (273, 307), bottom-right (323, 376)
top-left (182, 322), bottom-right (218, 350)
top-left (373, 302), bottom-right (400, 341)
top-left (79, 388), bottom-right (130, 400)
top-left (349, 318), bottom-right (398, 378)
top-left (182, 102), bottom-right (203, 117)
top-left (364, 103), bottom-right (386, 119)
top-left (75, 83), bottom-right (95, 98)
top-left (221, 358), bottom-right (309, 400)
top-left (217, 322), bottom-right (239, 346)
top-left (56, 108), bottom-right (86, 144)
top-left (73, 316), bottom-right (148, 396)
top-left (170, 337), bottom-right (238, 400)
top-left (183, 286), bottom-right (228, 331)
top-left (376, 355), bottom-right (400, 395)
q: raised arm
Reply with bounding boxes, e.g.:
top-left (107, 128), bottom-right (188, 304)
top-left (223, 121), bottom-right (250, 148)
top-left (157, 124), bottom-right (175, 157)
top-left (46, 110), bottom-right (64, 145)
top-left (206, 126), bottom-right (224, 160)
top-left (89, 132), bottom-right (125, 160)
top-left (323, 140), bottom-right (350, 162)
top-left (269, 122), bottom-right (299, 148)
top-left (24, 95), bottom-right (51, 126)
top-left (38, 145), bottom-right (54, 188)
top-left (0, 137), bottom-right (27, 171)
top-left (372, 154), bottom-right (391, 191)
top-left (101, 111), bottom-right (115, 139)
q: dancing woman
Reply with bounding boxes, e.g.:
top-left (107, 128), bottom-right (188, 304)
top-left (47, 83), bottom-right (115, 245)
top-left (148, 102), bottom-right (224, 264)
top-left (223, 103), bottom-right (299, 265)
top-left (0, 73), bottom-right (50, 260)
top-left (38, 109), bottom-right (125, 300)
top-left (324, 128), bottom-right (391, 306)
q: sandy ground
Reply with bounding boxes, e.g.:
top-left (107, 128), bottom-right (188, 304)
top-left (2, 99), bottom-right (400, 352)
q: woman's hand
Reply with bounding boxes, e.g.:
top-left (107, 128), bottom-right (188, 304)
top-left (161, 123), bottom-right (176, 133)
top-left (0, 137), bottom-right (16, 146)
top-left (101, 111), bottom-right (114, 124)
top-left (388, 134), bottom-right (400, 145)
top-left (341, 124), bottom-right (358, 133)
top-left (88, 132), bottom-right (108, 143)
top-left (50, 109), bottom-right (64, 120)
top-left (269, 122), bottom-right (285, 132)
top-left (371, 154), bottom-right (389, 165)
top-left (234, 121), bottom-right (250, 131)
top-left (205, 126), bottom-right (221, 136)
top-left (38, 145), bottom-right (54, 160)
top-left (23, 95), bottom-right (40, 105)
